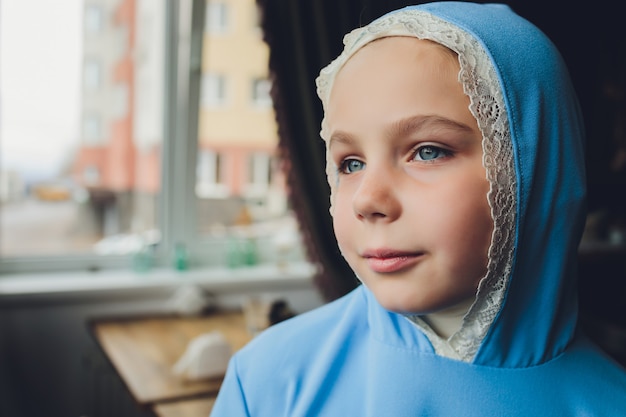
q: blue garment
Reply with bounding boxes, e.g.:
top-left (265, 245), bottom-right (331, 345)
top-left (211, 3), bottom-right (626, 415)
top-left (213, 287), bottom-right (625, 416)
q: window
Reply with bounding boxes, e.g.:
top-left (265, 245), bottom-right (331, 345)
top-left (84, 5), bottom-right (103, 33)
top-left (196, 0), bottom-right (295, 240)
top-left (0, 0), bottom-right (163, 267)
top-left (82, 115), bottom-right (102, 144)
top-left (247, 152), bottom-right (271, 190)
top-left (201, 73), bottom-right (227, 107)
top-left (84, 59), bottom-right (101, 89)
top-left (0, 0), bottom-right (303, 274)
top-left (196, 150), bottom-right (228, 198)
top-left (251, 78), bottom-right (272, 107)
top-left (205, 1), bottom-right (229, 34)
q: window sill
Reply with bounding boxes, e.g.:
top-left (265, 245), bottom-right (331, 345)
top-left (0, 261), bottom-right (318, 304)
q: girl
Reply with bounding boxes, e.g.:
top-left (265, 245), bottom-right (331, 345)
top-left (211, 3), bottom-right (626, 415)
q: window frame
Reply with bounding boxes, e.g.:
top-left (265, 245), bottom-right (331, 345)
top-left (0, 0), bottom-right (206, 275)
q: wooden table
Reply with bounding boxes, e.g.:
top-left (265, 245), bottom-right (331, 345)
top-left (91, 310), bottom-right (251, 407)
top-left (152, 397), bottom-right (216, 417)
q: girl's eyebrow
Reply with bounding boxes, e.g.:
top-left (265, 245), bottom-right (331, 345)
top-left (328, 131), bottom-right (356, 150)
top-left (388, 114), bottom-right (474, 140)
top-left (329, 114), bottom-right (474, 150)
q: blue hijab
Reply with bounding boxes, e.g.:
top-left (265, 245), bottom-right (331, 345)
top-left (211, 4), bottom-right (626, 415)
top-left (419, 1), bottom-right (588, 367)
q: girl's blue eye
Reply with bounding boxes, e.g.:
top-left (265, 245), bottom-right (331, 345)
top-left (415, 146), bottom-right (449, 161)
top-left (340, 159), bottom-right (365, 174)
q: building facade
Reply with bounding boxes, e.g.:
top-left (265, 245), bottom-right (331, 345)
top-left (73, 0), bottom-right (285, 238)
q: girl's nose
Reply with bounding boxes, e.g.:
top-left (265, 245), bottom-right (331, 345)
top-left (352, 167), bottom-right (401, 222)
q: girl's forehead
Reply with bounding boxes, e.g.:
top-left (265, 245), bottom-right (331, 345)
top-left (330, 37), bottom-right (460, 101)
top-left (335, 36), bottom-right (456, 78)
top-left (326, 36), bottom-right (473, 138)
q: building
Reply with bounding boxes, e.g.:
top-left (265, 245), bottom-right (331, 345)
top-left (196, 0), bottom-right (287, 228)
top-left (73, 0), bottom-right (285, 238)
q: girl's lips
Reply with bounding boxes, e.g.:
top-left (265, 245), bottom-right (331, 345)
top-left (362, 251), bottom-right (423, 273)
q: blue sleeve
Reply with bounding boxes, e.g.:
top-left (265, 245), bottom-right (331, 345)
top-left (210, 355), bottom-right (250, 417)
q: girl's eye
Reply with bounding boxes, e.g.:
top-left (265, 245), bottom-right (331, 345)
top-left (339, 158), bottom-right (365, 174)
top-left (413, 145), bottom-right (451, 162)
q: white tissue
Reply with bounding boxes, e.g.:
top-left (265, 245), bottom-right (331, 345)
top-left (172, 331), bottom-right (232, 380)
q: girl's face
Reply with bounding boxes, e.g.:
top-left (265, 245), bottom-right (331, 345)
top-left (326, 37), bottom-right (493, 314)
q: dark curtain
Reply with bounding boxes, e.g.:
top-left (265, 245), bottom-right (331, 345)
top-left (257, 0), bottom-right (626, 306)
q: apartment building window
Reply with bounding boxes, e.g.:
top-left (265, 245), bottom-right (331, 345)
top-left (249, 153), bottom-right (271, 185)
top-left (83, 115), bottom-right (102, 145)
top-left (196, 150), bottom-right (228, 198)
top-left (241, 152), bottom-right (272, 203)
top-left (251, 78), bottom-right (272, 108)
top-left (201, 73), bottom-right (227, 107)
top-left (205, 1), bottom-right (229, 34)
top-left (84, 59), bottom-right (101, 90)
top-left (85, 5), bottom-right (103, 33)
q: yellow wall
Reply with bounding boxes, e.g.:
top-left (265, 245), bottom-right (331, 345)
top-left (199, 0), bottom-right (277, 148)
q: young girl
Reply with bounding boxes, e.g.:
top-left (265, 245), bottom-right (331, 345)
top-left (211, 3), bottom-right (626, 415)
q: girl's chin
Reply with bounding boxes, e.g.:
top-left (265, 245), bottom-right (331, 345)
top-left (370, 289), bottom-right (439, 315)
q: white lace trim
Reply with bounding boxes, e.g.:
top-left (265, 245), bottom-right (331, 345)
top-left (315, 10), bottom-right (517, 362)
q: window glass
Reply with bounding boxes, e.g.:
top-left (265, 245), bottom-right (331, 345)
top-left (247, 152), bottom-right (271, 189)
top-left (201, 73), bottom-right (227, 107)
top-left (84, 59), bottom-right (102, 89)
top-left (197, 0), bottom-right (300, 256)
top-left (85, 4), bottom-right (103, 33)
top-left (0, 0), bottom-right (163, 258)
top-left (1, 0), bottom-right (304, 270)
top-left (197, 150), bottom-right (228, 198)
top-left (82, 115), bottom-right (103, 145)
top-left (251, 78), bottom-right (272, 108)
top-left (205, 1), bottom-right (229, 34)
